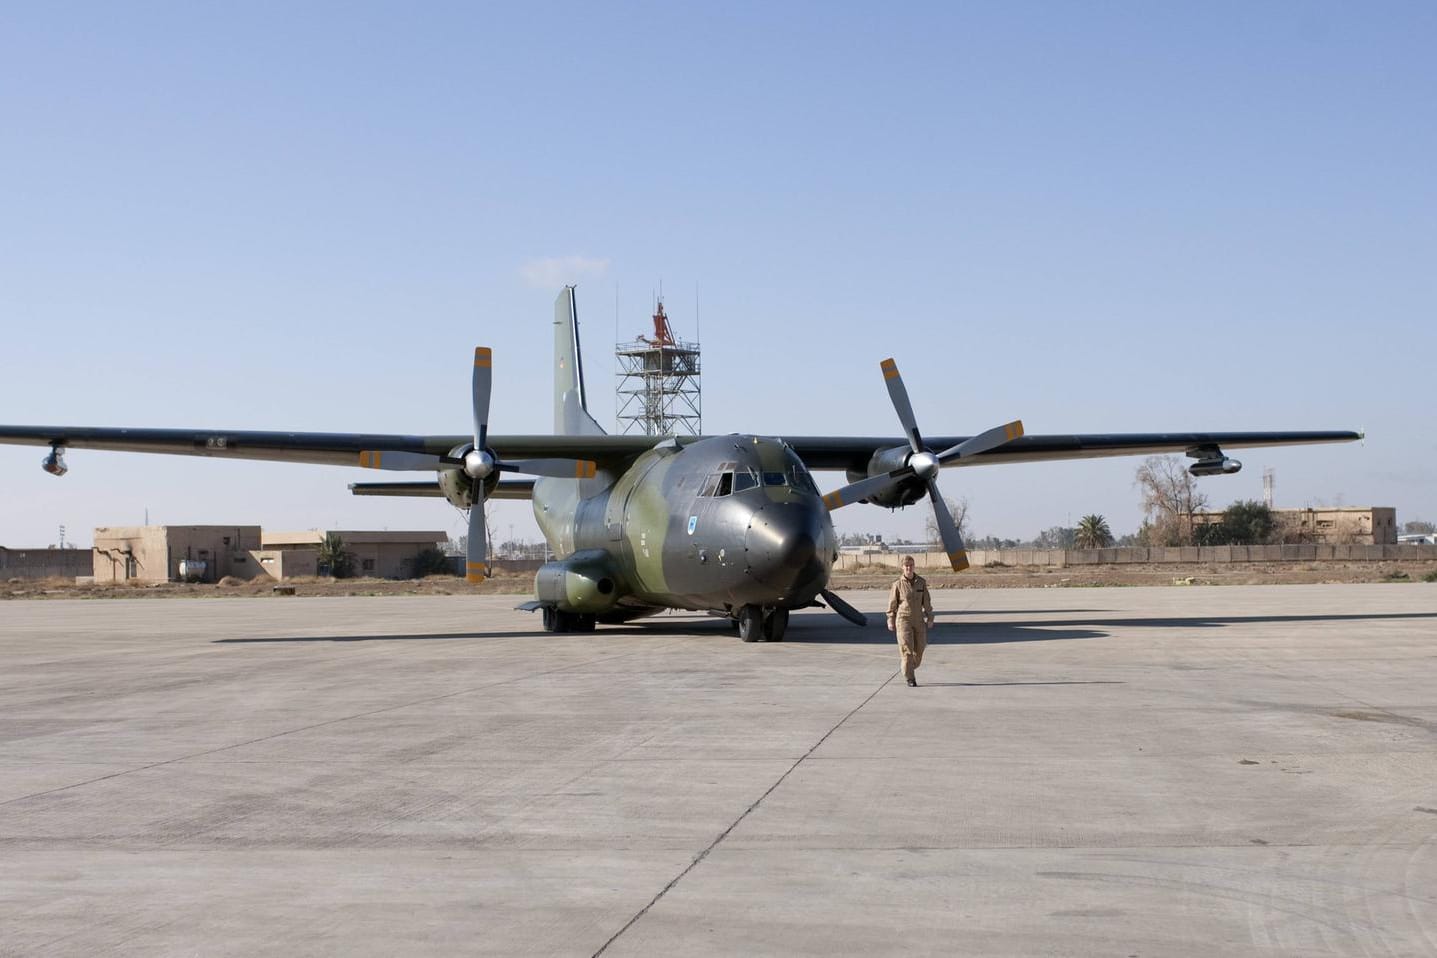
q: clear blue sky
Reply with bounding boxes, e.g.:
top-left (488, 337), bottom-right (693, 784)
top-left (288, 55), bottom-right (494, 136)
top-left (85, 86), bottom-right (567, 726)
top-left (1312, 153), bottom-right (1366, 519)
top-left (3, 1), bottom-right (1433, 547)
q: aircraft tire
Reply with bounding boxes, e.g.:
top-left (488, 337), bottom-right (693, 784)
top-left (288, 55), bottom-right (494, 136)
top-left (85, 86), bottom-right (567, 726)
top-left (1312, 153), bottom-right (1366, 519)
top-left (762, 608), bottom-right (789, 642)
top-left (738, 604), bottom-right (763, 643)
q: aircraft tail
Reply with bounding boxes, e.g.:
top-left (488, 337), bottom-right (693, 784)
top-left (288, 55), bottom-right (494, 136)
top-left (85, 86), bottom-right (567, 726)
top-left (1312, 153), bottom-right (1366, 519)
top-left (554, 286), bottom-right (606, 437)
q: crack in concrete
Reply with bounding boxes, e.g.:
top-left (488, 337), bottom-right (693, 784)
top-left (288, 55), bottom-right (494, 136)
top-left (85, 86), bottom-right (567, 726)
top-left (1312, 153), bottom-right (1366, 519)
top-left (591, 668), bottom-right (897, 956)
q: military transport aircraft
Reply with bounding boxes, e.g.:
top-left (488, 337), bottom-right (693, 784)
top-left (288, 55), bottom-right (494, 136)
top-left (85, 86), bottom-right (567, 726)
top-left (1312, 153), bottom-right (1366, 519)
top-left (1, 288), bottom-right (1359, 641)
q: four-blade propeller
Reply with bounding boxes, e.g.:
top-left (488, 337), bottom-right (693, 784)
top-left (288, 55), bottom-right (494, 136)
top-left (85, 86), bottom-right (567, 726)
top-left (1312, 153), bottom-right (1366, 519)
top-left (821, 358), bottom-right (1023, 572)
top-left (357, 347), bottom-right (597, 582)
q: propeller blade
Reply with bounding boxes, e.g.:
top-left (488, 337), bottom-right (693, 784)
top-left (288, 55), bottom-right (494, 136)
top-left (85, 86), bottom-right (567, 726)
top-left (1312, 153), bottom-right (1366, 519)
top-left (472, 347), bottom-right (492, 450)
top-left (501, 458), bottom-right (598, 479)
top-left (820, 589), bottom-right (868, 627)
top-left (466, 480), bottom-right (488, 582)
top-left (927, 480), bottom-right (970, 572)
top-left (880, 358), bottom-right (924, 453)
top-left (820, 469), bottom-right (911, 511)
top-left (934, 420), bottom-right (1024, 464)
top-left (356, 450), bottom-right (447, 471)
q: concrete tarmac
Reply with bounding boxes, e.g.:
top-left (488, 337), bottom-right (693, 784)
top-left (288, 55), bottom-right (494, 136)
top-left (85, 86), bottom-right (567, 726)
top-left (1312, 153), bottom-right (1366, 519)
top-left (1, 585), bottom-right (1435, 956)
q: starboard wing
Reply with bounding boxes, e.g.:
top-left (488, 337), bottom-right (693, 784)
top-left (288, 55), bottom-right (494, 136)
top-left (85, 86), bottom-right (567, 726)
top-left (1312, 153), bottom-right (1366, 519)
top-left (782, 430), bottom-right (1362, 472)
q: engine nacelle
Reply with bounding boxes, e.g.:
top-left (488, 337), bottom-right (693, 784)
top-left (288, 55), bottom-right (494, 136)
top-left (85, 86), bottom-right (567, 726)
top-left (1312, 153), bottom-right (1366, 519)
top-left (1189, 457), bottom-right (1242, 477)
top-left (436, 445), bottom-right (498, 508)
top-left (535, 549), bottom-right (625, 614)
top-left (41, 448), bottom-right (67, 477)
top-left (844, 444), bottom-right (926, 509)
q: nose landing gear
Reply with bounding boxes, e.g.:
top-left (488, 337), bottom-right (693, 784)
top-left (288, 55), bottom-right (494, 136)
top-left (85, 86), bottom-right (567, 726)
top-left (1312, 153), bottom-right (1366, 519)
top-left (736, 604), bottom-right (789, 642)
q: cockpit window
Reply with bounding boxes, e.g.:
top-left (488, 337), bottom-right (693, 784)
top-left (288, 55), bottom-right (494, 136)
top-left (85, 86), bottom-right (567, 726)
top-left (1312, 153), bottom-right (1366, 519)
top-left (762, 471), bottom-right (787, 487)
top-left (787, 462), bottom-right (818, 494)
top-left (715, 472), bottom-right (733, 496)
top-left (734, 469), bottom-right (759, 492)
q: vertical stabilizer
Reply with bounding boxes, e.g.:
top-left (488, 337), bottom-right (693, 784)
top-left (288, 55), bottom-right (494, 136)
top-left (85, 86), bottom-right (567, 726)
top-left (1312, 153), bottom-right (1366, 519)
top-left (554, 286), bottom-right (607, 436)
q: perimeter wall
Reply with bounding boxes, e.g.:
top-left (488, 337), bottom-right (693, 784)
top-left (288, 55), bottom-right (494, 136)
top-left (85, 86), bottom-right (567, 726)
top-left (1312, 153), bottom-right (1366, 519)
top-left (836, 544), bottom-right (1437, 571)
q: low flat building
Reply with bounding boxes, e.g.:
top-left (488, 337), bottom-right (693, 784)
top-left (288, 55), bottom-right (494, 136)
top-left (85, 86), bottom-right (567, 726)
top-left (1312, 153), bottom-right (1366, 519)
top-left (260, 530), bottom-right (447, 580)
top-left (90, 526), bottom-right (450, 582)
top-left (1192, 506), bottom-right (1398, 545)
top-left (93, 526), bottom-right (263, 584)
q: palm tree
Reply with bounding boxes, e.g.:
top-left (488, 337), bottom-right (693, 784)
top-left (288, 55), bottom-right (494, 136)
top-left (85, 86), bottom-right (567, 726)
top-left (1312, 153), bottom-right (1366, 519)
top-left (1074, 514), bottom-right (1114, 549)
top-left (317, 533), bottom-right (355, 579)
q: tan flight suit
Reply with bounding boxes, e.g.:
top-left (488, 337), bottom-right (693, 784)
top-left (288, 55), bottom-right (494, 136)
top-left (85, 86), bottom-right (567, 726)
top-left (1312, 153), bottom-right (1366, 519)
top-left (887, 571), bottom-right (933, 684)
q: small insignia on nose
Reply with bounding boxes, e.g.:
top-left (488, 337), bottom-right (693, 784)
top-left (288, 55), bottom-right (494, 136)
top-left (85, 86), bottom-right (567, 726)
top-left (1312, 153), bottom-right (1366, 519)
top-left (687, 516), bottom-right (698, 535)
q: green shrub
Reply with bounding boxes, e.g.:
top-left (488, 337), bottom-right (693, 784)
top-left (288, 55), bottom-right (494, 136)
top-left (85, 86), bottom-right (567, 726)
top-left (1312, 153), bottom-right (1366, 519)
top-left (412, 546), bottom-right (455, 578)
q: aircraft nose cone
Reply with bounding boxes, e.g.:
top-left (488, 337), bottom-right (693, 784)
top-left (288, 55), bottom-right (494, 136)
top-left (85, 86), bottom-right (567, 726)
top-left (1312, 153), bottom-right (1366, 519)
top-left (744, 501), bottom-right (829, 601)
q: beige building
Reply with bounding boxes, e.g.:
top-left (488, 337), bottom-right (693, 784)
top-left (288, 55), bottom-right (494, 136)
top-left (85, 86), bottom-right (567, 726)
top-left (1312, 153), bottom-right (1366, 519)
top-left (92, 526), bottom-right (449, 583)
top-left (93, 526), bottom-right (263, 584)
top-left (1192, 506), bottom-right (1398, 545)
top-left (1282, 507), bottom-right (1397, 544)
top-left (259, 530), bottom-right (448, 579)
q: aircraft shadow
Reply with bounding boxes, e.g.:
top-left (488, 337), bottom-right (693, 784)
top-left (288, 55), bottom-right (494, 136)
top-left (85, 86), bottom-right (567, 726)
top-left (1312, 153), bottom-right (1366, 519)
top-left (213, 620), bottom-right (740, 644)
top-left (212, 611), bottom-right (1437, 646)
top-left (787, 609), bottom-right (1437, 646)
top-left (933, 611), bottom-right (1437, 630)
top-left (784, 620), bottom-right (1108, 645)
top-left (920, 681), bottom-right (1125, 687)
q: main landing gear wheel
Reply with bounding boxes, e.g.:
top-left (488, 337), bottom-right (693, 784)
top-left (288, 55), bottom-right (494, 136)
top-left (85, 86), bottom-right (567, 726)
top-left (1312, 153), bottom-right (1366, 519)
top-left (738, 604), bottom-right (764, 643)
top-left (763, 608), bottom-right (789, 642)
top-left (543, 608), bottom-right (596, 633)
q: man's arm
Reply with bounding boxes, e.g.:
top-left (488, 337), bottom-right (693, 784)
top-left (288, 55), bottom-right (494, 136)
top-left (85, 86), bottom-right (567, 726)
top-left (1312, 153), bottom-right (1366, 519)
top-left (887, 581), bottom-right (899, 632)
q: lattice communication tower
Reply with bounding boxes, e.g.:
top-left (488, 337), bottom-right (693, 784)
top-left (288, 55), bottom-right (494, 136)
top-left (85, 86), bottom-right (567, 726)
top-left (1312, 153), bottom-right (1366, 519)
top-left (615, 299), bottom-right (702, 436)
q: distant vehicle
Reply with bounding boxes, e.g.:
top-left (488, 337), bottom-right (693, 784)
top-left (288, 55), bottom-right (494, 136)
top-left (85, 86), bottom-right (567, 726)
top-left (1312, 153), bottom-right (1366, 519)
top-left (1397, 533), bottom-right (1437, 545)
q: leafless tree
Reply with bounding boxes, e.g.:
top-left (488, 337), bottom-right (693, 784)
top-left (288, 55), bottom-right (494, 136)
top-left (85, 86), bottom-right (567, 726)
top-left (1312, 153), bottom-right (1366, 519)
top-left (924, 496), bottom-right (971, 547)
top-left (1134, 456), bottom-right (1209, 546)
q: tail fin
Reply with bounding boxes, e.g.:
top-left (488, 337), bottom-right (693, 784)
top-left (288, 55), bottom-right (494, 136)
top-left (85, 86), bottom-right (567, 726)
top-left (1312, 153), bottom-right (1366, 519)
top-left (554, 286), bottom-right (606, 437)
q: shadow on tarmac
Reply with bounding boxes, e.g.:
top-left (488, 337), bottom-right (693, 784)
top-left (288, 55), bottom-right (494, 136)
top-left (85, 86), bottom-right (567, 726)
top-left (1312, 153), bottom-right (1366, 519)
top-left (213, 610), bottom-right (1437, 646)
top-left (919, 681), bottom-right (1125, 687)
top-left (213, 619), bottom-right (740, 643)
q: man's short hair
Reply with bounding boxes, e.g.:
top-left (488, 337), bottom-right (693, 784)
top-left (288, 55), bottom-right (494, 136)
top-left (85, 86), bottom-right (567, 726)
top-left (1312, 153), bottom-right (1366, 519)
top-left (901, 556), bottom-right (915, 565)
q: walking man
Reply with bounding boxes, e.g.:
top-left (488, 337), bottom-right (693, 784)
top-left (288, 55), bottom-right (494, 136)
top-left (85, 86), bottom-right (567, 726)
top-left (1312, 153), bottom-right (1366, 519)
top-left (887, 554), bottom-right (934, 686)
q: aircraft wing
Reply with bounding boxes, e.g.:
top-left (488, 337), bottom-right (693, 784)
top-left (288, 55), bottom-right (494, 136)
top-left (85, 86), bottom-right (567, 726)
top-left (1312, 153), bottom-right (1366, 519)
top-left (0, 424), bottom-right (1360, 475)
top-left (0, 425), bottom-right (658, 469)
top-left (783, 430), bottom-right (1362, 472)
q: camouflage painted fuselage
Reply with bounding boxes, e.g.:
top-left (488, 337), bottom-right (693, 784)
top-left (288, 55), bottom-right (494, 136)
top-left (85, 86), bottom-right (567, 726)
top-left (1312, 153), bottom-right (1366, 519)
top-left (533, 435), bottom-right (835, 613)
